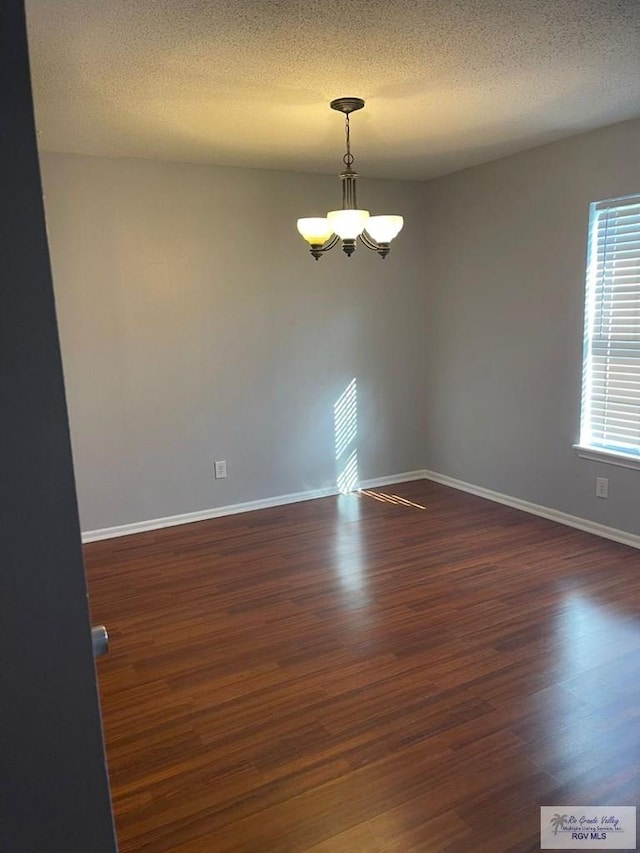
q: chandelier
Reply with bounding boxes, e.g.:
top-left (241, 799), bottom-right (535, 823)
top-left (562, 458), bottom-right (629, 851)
top-left (297, 98), bottom-right (404, 260)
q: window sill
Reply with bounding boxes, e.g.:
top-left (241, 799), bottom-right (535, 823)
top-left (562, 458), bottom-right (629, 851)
top-left (573, 444), bottom-right (640, 471)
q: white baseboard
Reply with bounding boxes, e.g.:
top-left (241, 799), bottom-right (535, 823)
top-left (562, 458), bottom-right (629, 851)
top-left (81, 469), bottom-right (426, 543)
top-left (421, 468), bottom-right (640, 550)
top-left (82, 467), bottom-right (639, 549)
top-left (359, 470), bottom-right (426, 490)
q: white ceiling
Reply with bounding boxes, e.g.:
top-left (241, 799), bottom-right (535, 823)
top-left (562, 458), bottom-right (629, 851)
top-left (26, 0), bottom-right (640, 180)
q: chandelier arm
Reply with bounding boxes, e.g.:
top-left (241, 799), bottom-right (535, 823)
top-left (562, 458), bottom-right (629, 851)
top-left (321, 234), bottom-right (340, 251)
top-left (359, 231), bottom-right (391, 259)
top-left (359, 231), bottom-right (380, 250)
top-left (309, 233), bottom-right (340, 260)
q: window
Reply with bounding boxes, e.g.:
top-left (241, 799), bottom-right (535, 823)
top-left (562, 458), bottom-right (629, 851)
top-left (577, 194), bottom-right (640, 468)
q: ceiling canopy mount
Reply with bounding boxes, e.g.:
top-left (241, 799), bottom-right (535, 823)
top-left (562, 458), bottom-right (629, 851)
top-left (329, 97), bottom-right (365, 115)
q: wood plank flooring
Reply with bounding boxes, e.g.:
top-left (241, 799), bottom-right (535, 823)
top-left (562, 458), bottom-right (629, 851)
top-left (85, 481), bottom-right (640, 852)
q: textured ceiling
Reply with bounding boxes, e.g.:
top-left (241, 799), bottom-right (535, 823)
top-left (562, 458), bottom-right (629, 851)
top-left (26, 0), bottom-right (640, 180)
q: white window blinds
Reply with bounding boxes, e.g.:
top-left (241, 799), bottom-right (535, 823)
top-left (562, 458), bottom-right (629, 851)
top-left (581, 194), bottom-right (640, 457)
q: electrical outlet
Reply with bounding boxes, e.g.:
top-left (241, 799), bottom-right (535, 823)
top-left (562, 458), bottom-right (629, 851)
top-left (595, 477), bottom-right (608, 499)
top-left (214, 460), bottom-right (227, 479)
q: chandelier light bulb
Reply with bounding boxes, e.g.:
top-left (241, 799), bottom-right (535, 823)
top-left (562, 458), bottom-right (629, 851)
top-left (365, 215), bottom-right (404, 244)
top-left (327, 209), bottom-right (370, 240)
top-left (297, 217), bottom-right (335, 245)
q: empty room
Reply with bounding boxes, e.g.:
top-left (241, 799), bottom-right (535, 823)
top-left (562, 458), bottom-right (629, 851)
top-left (4, 0), bottom-right (640, 850)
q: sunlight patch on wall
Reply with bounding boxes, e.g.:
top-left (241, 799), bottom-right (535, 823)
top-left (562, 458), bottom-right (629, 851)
top-left (337, 449), bottom-right (358, 494)
top-left (334, 378), bottom-right (359, 493)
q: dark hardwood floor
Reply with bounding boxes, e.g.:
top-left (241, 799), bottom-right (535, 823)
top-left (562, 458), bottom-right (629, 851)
top-left (85, 480), bottom-right (640, 852)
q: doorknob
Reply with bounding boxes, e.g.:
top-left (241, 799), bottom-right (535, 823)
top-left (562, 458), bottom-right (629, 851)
top-left (91, 625), bottom-right (109, 658)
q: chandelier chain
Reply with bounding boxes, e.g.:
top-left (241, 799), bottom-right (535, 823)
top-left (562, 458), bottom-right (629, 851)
top-left (343, 113), bottom-right (354, 168)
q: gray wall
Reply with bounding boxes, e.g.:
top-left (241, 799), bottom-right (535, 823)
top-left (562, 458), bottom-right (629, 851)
top-left (40, 118), bottom-right (640, 538)
top-left (422, 117), bottom-right (640, 536)
top-left (40, 153), bottom-right (427, 531)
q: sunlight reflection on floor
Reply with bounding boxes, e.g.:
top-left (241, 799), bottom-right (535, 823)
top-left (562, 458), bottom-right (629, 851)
top-left (359, 489), bottom-right (426, 510)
